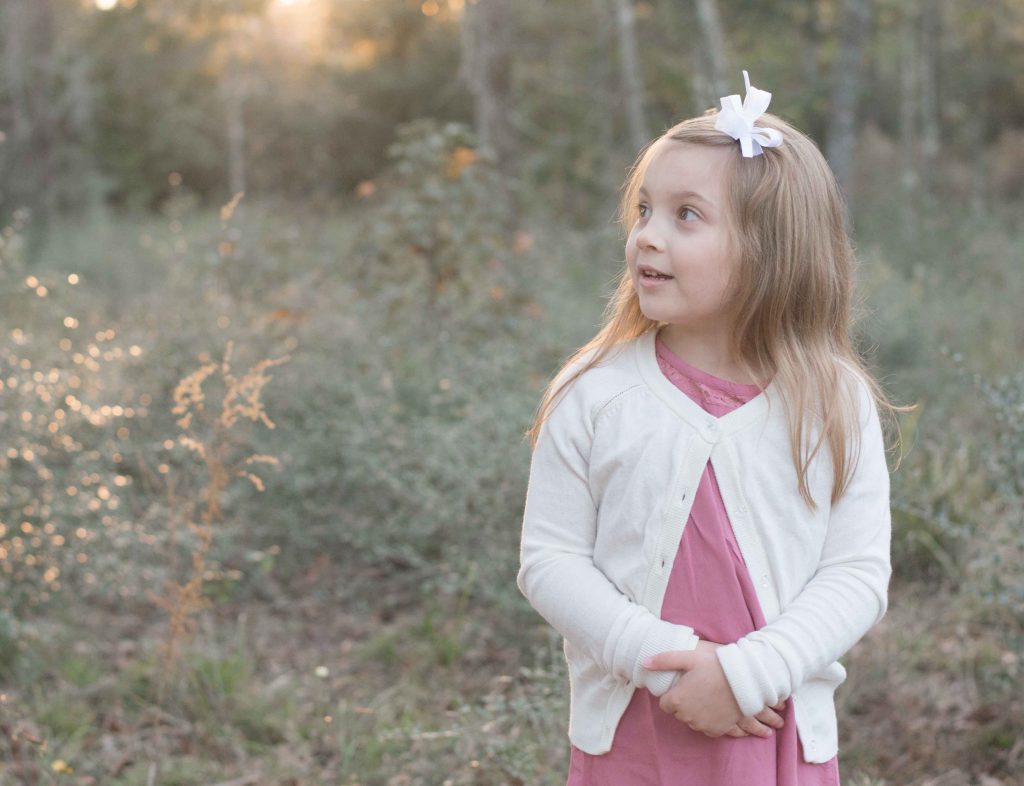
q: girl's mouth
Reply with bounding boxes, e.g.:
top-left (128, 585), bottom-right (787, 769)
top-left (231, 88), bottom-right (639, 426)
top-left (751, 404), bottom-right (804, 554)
top-left (639, 269), bottom-right (674, 287)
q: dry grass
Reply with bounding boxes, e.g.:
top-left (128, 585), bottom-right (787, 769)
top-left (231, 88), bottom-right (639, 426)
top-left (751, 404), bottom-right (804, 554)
top-left (839, 583), bottom-right (1023, 783)
top-left (0, 576), bottom-right (1018, 785)
top-left (151, 340), bottom-right (289, 694)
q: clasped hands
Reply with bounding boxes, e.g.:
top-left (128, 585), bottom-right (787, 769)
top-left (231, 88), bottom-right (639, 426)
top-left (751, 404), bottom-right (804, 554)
top-left (642, 640), bottom-right (786, 739)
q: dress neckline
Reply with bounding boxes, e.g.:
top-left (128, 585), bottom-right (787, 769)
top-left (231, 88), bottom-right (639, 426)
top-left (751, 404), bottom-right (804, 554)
top-left (633, 328), bottom-right (778, 439)
top-left (654, 331), bottom-right (764, 397)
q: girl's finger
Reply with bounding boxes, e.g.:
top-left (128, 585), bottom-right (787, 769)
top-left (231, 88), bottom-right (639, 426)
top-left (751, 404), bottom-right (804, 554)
top-left (641, 650), bottom-right (698, 671)
top-left (754, 706), bottom-right (785, 729)
top-left (737, 716), bottom-right (774, 738)
top-left (724, 724), bottom-right (749, 738)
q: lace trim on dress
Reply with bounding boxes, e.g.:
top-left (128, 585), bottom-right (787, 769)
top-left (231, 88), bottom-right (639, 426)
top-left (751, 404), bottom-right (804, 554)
top-left (656, 358), bottom-right (754, 408)
top-left (655, 342), bottom-right (761, 409)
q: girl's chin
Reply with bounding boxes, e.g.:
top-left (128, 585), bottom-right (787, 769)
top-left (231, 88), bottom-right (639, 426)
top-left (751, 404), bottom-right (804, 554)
top-left (637, 304), bottom-right (678, 324)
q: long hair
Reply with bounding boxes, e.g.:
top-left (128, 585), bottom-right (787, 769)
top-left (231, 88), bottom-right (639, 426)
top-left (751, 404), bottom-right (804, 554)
top-left (525, 110), bottom-right (913, 510)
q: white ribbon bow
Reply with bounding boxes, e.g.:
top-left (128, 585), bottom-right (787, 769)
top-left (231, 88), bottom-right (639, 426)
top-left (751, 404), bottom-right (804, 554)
top-left (714, 70), bottom-right (784, 158)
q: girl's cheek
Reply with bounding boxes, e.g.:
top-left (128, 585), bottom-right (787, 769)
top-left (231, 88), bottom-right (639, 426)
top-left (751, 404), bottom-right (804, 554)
top-left (625, 241), bottom-right (638, 266)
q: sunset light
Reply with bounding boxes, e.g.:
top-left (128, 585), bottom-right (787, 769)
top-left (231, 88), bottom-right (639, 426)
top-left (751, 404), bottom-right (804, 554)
top-left (267, 0), bottom-right (329, 56)
top-left (2, 2), bottom-right (1015, 783)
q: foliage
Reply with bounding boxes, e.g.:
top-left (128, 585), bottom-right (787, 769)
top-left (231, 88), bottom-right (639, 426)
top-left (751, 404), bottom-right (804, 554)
top-left (4, 1), bottom-right (1024, 223)
top-left (0, 210), bottom-right (152, 618)
top-left (853, 187), bottom-right (1024, 601)
top-left (1, 6), bottom-right (1023, 766)
top-left (92, 15), bottom-right (225, 209)
top-left (961, 361), bottom-right (1024, 623)
top-left (0, 186), bottom-right (1020, 781)
top-left (351, 117), bottom-right (528, 321)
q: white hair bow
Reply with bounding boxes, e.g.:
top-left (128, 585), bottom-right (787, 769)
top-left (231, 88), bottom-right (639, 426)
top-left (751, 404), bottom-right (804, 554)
top-left (714, 70), bottom-right (784, 158)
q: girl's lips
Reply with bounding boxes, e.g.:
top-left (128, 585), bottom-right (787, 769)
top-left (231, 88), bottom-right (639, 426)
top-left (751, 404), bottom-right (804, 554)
top-left (638, 271), bottom-right (675, 289)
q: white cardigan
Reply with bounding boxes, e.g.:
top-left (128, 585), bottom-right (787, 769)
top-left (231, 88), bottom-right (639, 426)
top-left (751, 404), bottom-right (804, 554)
top-left (516, 328), bottom-right (891, 764)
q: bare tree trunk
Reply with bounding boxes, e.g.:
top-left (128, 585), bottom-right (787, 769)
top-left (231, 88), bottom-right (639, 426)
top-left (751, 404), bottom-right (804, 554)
top-left (62, 19), bottom-right (102, 213)
top-left (219, 15), bottom-right (253, 205)
top-left (899, 1), bottom-right (920, 240)
top-left (458, 0), bottom-right (520, 225)
top-left (966, 112), bottom-right (987, 216)
top-left (691, 0), bottom-right (729, 113)
top-left (799, 4), bottom-right (823, 95)
top-left (611, 0), bottom-right (649, 153)
top-left (944, 3), bottom-right (986, 214)
top-left (2, 0), bottom-right (58, 218)
top-left (826, 0), bottom-right (873, 222)
top-left (591, 0), bottom-right (624, 222)
top-left (917, 0), bottom-right (941, 198)
top-left (459, 0), bottom-right (518, 177)
top-left (4, 0), bottom-right (31, 144)
top-left (224, 59), bottom-right (247, 201)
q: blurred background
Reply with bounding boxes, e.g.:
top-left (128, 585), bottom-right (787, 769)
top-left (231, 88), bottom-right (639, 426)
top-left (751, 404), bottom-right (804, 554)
top-left (0, 0), bottom-right (1022, 783)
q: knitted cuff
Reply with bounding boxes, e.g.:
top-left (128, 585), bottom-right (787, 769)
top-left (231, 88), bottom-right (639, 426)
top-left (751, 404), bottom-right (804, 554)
top-left (631, 620), bottom-right (698, 696)
top-left (715, 641), bottom-right (765, 716)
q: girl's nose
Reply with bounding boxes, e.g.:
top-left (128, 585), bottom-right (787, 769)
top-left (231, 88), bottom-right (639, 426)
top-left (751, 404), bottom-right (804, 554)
top-left (635, 222), bottom-right (664, 252)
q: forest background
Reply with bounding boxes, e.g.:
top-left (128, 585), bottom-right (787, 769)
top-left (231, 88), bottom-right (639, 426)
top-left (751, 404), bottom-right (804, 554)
top-left (0, 0), bottom-right (1022, 784)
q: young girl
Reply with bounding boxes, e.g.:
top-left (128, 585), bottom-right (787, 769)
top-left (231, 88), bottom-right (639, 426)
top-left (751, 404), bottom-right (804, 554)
top-left (517, 72), bottom-right (906, 785)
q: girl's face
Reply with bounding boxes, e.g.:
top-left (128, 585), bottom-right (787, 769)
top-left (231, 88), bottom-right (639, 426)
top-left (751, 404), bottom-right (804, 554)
top-left (626, 140), bottom-right (741, 347)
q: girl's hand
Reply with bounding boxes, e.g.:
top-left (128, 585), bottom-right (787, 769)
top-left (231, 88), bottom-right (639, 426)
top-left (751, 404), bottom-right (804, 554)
top-left (723, 701), bottom-right (787, 738)
top-left (643, 641), bottom-right (753, 737)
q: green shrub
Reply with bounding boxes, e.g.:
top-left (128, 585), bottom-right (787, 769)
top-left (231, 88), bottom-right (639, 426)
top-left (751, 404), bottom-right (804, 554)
top-left (351, 117), bottom-right (529, 323)
top-left (0, 210), bottom-right (155, 618)
top-left (967, 362), bottom-right (1024, 622)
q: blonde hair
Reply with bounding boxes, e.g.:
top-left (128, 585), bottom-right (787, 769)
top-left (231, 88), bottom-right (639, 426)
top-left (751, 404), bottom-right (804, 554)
top-left (525, 110), bottom-right (913, 510)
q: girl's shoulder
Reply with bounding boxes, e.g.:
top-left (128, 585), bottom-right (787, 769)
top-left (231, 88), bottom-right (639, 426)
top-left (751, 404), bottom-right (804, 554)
top-left (550, 337), bottom-right (645, 415)
top-left (555, 335), bottom-right (639, 382)
top-left (833, 355), bottom-right (880, 424)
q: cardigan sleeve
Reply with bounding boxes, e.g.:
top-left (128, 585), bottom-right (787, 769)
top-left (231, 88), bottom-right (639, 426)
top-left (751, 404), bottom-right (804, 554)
top-left (517, 370), bottom-right (698, 696)
top-left (715, 372), bottom-right (892, 716)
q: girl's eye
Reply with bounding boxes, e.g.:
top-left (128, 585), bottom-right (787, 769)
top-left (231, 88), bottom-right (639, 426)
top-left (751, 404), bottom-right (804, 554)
top-left (636, 204), bottom-right (699, 222)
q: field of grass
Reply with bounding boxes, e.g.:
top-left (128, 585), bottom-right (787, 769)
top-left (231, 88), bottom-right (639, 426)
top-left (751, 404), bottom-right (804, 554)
top-left (0, 171), bottom-right (1022, 784)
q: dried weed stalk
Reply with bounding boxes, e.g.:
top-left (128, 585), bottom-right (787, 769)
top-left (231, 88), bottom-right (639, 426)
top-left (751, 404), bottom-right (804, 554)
top-left (150, 340), bottom-right (289, 692)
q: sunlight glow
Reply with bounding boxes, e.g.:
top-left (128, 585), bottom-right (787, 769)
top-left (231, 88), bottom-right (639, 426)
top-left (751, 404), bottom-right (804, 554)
top-left (94, 0), bottom-right (118, 9)
top-left (267, 0), bottom-right (329, 58)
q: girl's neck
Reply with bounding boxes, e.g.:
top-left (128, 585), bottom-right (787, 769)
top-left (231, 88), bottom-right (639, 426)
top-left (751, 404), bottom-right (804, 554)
top-left (656, 324), bottom-right (762, 386)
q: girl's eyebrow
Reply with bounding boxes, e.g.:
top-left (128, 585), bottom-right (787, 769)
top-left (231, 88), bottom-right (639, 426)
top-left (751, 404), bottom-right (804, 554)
top-left (637, 185), bottom-right (714, 207)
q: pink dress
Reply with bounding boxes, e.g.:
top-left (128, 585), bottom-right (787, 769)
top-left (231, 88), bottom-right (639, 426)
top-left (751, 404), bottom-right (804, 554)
top-left (565, 331), bottom-right (840, 786)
